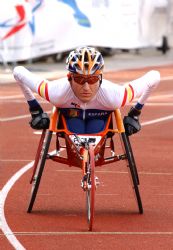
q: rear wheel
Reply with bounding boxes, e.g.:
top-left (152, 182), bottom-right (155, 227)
top-left (121, 133), bottom-right (143, 214)
top-left (29, 130), bottom-right (46, 184)
top-left (125, 135), bottom-right (139, 185)
top-left (27, 131), bottom-right (52, 213)
top-left (86, 145), bottom-right (95, 231)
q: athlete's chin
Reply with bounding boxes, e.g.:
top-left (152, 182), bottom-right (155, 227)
top-left (79, 94), bottom-right (93, 102)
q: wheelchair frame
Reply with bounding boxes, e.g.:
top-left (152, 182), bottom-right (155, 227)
top-left (27, 107), bottom-right (143, 231)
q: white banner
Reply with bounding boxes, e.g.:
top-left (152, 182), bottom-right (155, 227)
top-left (0, 0), bottom-right (169, 62)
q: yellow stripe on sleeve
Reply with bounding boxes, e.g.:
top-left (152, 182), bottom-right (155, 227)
top-left (126, 85), bottom-right (133, 103)
top-left (39, 82), bottom-right (46, 98)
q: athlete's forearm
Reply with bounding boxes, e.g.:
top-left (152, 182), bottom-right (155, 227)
top-left (18, 83), bottom-right (36, 101)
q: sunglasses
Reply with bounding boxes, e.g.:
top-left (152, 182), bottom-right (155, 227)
top-left (72, 74), bottom-right (100, 85)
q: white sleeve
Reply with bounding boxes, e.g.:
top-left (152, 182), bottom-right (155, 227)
top-left (13, 66), bottom-right (43, 91)
top-left (18, 84), bottom-right (36, 101)
top-left (98, 70), bottom-right (160, 109)
top-left (129, 70), bottom-right (160, 105)
top-left (13, 66), bottom-right (70, 105)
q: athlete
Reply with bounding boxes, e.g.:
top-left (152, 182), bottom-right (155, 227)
top-left (13, 46), bottom-right (160, 135)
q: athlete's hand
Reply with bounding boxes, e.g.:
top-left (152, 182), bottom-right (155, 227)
top-left (29, 107), bottom-right (50, 130)
top-left (123, 107), bottom-right (141, 136)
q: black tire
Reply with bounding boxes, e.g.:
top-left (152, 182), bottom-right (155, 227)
top-left (125, 136), bottom-right (139, 185)
top-left (27, 131), bottom-right (52, 213)
top-left (121, 133), bottom-right (143, 214)
top-left (29, 130), bottom-right (47, 184)
top-left (86, 145), bottom-right (95, 231)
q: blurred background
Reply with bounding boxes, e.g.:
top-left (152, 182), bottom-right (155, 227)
top-left (0, 0), bottom-right (173, 67)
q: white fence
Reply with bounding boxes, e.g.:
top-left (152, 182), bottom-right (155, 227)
top-left (0, 0), bottom-right (171, 62)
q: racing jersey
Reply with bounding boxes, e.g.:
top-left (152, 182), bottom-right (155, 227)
top-left (13, 66), bottom-right (160, 120)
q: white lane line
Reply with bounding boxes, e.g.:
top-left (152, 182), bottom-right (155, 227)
top-left (0, 100), bottom-right (47, 104)
top-left (161, 76), bottom-right (173, 81)
top-left (0, 114), bottom-right (31, 122)
top-left (141, 115), bottom-right (173, 126)
top-left (0, 165), bottom-right (172, 176)
top-left (0, 149), bottom-right (55, 249)
top-left (139, 171), bottom-right (173, 176)
top-left (0, 95), bottom-right (24, 100)
top-left (144, 103), bottom-right (173, 106)
top-left (148, 94), bottom-right (173, 99)
top-left (0, 162), bottom-right (34, 250)
top-left (54, 169), bottom-right (173, 175)
top-left (0, 93), bottom-right (40, 100)
top-left (1, 231), bottom-right (173, 236)
top-left (0, 110), bottom-right (51, 122)
top-left (0, 159), bottom-right (32, 162)
top-left (96, 193), bottom-right (120, 196)
top-left (157, 194), bottom-right (173, 196)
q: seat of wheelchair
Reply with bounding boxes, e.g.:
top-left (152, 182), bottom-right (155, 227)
top-left (56, 112), bottom-right (115, 138)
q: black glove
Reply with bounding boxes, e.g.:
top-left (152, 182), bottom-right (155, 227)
top-left (29, 106), bottom-right (50, 130)
top-left (123, 107), bottom-right (141, 136)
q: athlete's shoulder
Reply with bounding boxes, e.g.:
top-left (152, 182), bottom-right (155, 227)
top-left (100, 79), bottom-right (120, 91)
top-left (47, 76), bottom-right (72, 105)
top-left (50, 76), bottom-right (68, 83)
top-left (101, 78), bottom-right (116, 87)
top-left (49, 77), bottom-right (70, 89)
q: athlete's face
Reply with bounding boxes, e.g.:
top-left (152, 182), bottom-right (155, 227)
top-left (70, 74), bottom-right (101, 103)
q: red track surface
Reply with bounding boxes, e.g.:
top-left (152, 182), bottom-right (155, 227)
top-left (1, 65), bottom-right (173, 249)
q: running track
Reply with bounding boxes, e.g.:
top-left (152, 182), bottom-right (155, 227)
top-left (0, 65), bottom-right (173, 250)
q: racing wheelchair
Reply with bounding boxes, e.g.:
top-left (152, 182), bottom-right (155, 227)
top-left (27, 107), bottom-right (143, 231)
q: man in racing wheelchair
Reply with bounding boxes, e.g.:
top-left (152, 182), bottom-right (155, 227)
top-left (13, 46), bottom-right (160, 135)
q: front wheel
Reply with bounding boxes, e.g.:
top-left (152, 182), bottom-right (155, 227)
top-left (86, 145), bottom-right (95, 231)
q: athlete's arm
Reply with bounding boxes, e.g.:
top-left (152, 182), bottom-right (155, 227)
top-left (13, 66), bottom-right (51, 129)
top-left (100, 70), bottom-right (160, 136)
top-left (122, 70), bottom-right (160, 136)
top-left (98, 70), bottom-right (160, 110)
top-left (120, 70), bottom-right (160, 108)
top-left (13, 66), bottom-right (70, 106)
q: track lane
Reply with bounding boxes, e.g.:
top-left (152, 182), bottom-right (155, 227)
top-left (1, 65), bottom-right (173, 249)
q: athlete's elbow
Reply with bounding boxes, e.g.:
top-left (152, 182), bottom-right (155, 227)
top-left (13, 66), bottom-right (26, 84)
top-left (153, 70), bottom-right (160, 88)
top-left (150, 70), bottom-right (160, 82)
top-left (13, 66), bottom-right (25, 75)
top-left (147, 70), bottom-right (161, 88)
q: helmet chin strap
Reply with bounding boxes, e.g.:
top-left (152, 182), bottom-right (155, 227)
top-left (67, 73), bottom-right (72, 82)
top-left (99, 74), bottom-right (102, 85)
